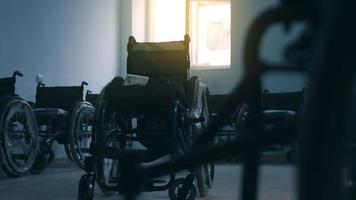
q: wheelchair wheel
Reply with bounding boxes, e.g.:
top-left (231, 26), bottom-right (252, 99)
top-left (97, 158), bottom-right (119, 196)
top-left (29, 151), bottom-right (48, 174)
top-left (78, 174), bottom-right (95, 200)
top-left (47, 148), bottom-right (55, 164)
top-left (201, 89), bottom-right (214, 189)
top-left (169, 178), bottom-right (197, 200)
top-left (94, 96), bottom-right (123, 195)
top-left (69, 101), bottom-right (95, 169)
top-left (64, 143), bottom-right (74, 161)
top-left (0, 96), bottom-right (38, 177)
top-left (196, 166), bottom-right (209, 197)
top-left (194, 91), bottom-right (214, 197)
top-left (206, 162), bottom-right (215, 188)
top-left (235, 103), bottom-right (249, 137)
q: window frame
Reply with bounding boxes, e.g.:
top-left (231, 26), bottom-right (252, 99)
top-left (187, 0), bottom-right (231, 69)
top-left (145, 0), bottom-right (231, 69)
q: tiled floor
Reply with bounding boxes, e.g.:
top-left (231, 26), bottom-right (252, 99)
top-left (0, 160), bottom-right (297, 200)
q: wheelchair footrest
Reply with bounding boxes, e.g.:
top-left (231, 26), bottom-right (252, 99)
top-left (93, 145), bottom-right (151, 161)
top-left (142, 179), bottom-right (168, 191)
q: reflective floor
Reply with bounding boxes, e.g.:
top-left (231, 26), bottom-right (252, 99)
top-left (0, 159), bottom-right (296, 200)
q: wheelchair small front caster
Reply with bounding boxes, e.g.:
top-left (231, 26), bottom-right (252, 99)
top-left (169, 178), bottom-right (197, 200)
top-left (78, 174), bottom-right (95, 200)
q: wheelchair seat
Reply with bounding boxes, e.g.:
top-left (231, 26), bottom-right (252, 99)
top-left (259, 90), bottom-right (305, 145)
top-left (261, 89), bottom-right (304, 125)
top-left (261, 110), bottom-right (296, 124)
top-left (106, 80), bottom-right (186, 114)
top-left (236, 90), bottom-right (305, 147)
top-left (34, 108), bottom-right (67, 117)
top-left (34, 108), bottom-right (67, 123)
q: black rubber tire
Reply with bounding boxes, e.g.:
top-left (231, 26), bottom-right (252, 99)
top-left (94, 92), bottom-right (121, 196)
top-left (29, 152), bottom-right (48, 175)
top-left (47, 148), bottom-right (55, 165)
top-left (69, 101), bottom-right (95, 169)
top-left (78, 174), bottom-right (95, 200)
top-left (205, 162), bottom-right (214, 189)
top-left (209, 162), bottom-right (215, 182)
top-left (196, 166), bottom-right (208, 197)
top-left (235, 103), bottom-right (249, 138)
top-left (64, 143), bottom-right (74, 161)
top-left (0, 96), bottom-right (38, 177)
top-left (169, 178), bottom-right (197, 200)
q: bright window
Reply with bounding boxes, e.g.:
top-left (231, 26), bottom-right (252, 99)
top-left (147, 0), bottom-right (231, 68)
top-left (147, 0), bottom-right (186, 42)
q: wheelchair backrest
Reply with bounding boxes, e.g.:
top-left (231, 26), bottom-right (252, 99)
top-left (127, 35), bottom-right (190, 81)
top-left (262, 90), bottom-right (306, 111)
top-left (85, 90), bottom-right (98, 106)
top-left (0, 71), bottom-right (23, 96)
top-left (0, 77), bottom-right (15, 96)
top-left (35, 82), bottom-right (85, 110)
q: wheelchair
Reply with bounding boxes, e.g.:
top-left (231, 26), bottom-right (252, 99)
top-left (0, 71), bottom-right (38, 177)
top-left (30, 80), bottom-right (95, 172)
top-left (235, 89), bottom-right (306, 162)
top-left (78, 35), bottom-right (212, 200)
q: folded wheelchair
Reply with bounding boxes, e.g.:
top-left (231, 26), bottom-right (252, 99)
top-left (78, 35), bottom-right (212, 200)
top-left (30, 80), bottom-right (95, 172)
top-left (0, 71), bottom-right (38, 177)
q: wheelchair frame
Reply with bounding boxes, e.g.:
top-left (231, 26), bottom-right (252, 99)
top-left (0, 71), bottom-right (38, 177)
top-left (78, 35), bottom-right (212, 200)
top-left (30, 80), bottom-right (95, 172)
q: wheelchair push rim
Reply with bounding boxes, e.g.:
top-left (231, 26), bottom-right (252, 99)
top-left (193, 87), bottom-right (212, 196)
top-left (94, 94), bottom-right (124, 194)
top-left (69, 101), bottom-right (95, 169)
top-left (0, 96), bottom-right (38, 177)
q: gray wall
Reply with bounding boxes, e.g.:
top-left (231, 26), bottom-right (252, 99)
top-left (0, 0), bottom-right (119, 101)
top-left (0, 0), bottom-right (119, 158)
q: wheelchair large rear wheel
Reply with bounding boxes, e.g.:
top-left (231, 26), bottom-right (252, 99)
top-left (64, 143), bottom-right (74, 161)
top-left (196, 90), bottom-right (213, 196)
top-left (94, 97), bottom-right (125, 195)
top-left (78, 174), bottom-right (95, 200)
top-left (0, 96), bottom-right (38, 177)
top-left (169, 178), bottom-right (197, 200)
top-left (69, 101), bottom-right (95, 169)
top-left (188, 87), bottom-right (212, 196)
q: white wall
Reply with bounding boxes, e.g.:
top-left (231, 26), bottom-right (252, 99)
top-left (0, 0), bottom-right (119, 101)
top-left (129, 0), bottom-right (307, 94)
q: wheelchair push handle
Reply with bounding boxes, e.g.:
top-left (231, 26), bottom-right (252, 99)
top-left (81, 81), bottom-right (88, 87)
top-left (37, 82), bottom-right (45, 88)
top-left (12, 71), bottom-right (23, 79)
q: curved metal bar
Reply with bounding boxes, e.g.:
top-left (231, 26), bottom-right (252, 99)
top-left (12, 71), bottom-right (23, 79)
